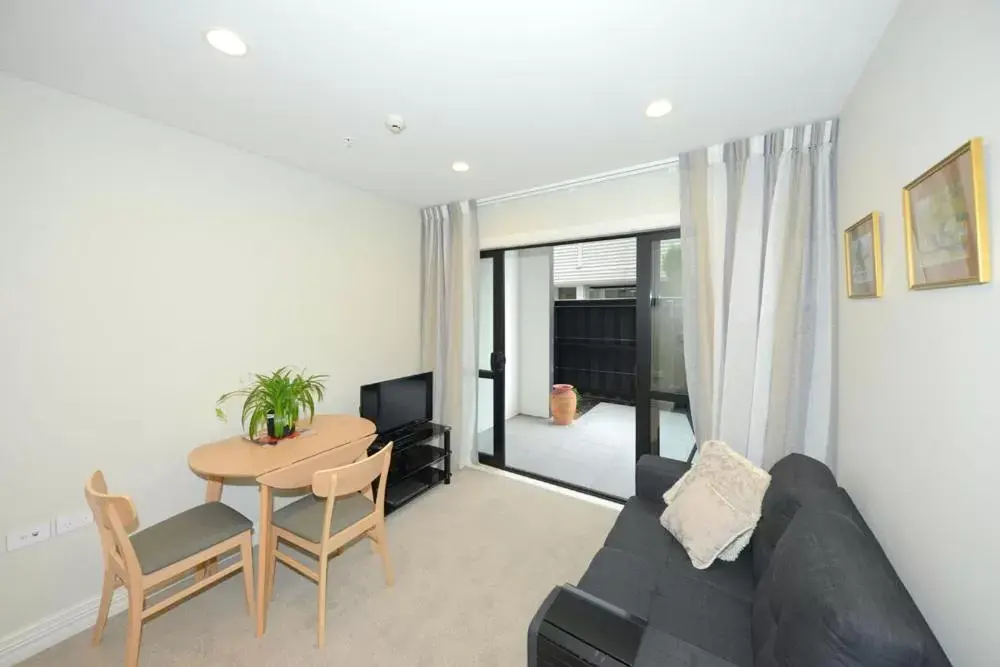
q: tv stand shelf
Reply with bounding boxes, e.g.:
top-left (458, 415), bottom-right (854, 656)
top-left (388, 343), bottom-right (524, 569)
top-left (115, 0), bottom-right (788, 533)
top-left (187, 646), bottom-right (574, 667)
top-left (370, 422), bottom-right (451, 515)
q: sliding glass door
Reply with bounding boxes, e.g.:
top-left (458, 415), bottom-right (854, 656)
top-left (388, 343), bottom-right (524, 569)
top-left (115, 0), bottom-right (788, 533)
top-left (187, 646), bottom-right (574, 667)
top-left (636, 230), bottom-right (693, 462)
top-left (476, 251), bottom-right (506, 466)
top-left (474, 231), bottom-right (692, 502)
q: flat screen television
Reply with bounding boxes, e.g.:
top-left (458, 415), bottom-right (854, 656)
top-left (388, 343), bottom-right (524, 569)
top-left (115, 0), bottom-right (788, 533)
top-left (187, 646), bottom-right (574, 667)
top-left (359, 372), bottom-right (433, 435)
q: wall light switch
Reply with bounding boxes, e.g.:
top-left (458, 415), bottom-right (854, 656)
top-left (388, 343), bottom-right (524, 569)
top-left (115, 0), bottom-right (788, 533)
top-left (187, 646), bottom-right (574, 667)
top-left (6, 522), bottom-right (52, 551)
top-left (56, 510), bottom-right (93, 535)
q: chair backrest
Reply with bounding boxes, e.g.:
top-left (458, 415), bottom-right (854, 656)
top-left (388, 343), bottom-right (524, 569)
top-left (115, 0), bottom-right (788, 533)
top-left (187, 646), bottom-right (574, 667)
top-left (312, 442), bottom-right (393, 512)
top-left (257, 434), bottom-right (377, 490)
top-left (84, 471), bottom-right (141, 580)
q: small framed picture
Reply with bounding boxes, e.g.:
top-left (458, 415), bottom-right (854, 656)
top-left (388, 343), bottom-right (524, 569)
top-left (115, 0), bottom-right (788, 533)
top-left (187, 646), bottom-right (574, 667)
top-left (844, 212), bottom-right (883, 298)
top-left (903, 138), bottom-right (991, 289)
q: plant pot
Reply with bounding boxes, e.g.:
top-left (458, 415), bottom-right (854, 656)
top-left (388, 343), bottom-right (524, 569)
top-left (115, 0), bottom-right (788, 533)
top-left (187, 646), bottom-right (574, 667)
top-left (266, 413), bottom-right (296, 440)
top-left (550, 384), bottom-right (577, 425)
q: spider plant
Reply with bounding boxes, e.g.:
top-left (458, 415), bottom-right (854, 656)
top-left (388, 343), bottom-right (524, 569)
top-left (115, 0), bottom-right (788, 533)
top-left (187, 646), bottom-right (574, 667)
top-left (216, 367), bottom-right (328, 440)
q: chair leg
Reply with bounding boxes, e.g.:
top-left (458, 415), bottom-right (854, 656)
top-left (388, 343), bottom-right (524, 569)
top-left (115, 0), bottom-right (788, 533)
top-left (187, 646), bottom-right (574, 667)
top-left (239, 534), bottom-right (255, 619)
top-left (92, 567), bottom-right (116, 645)
top-left (124, 586), bottom-right (144, 667)
top-left (267, 532), bottom-right (278, 602)
top-left (316, 549), bottom-right (329, 648)
top-left (373, 520), bottom-right (394, 586)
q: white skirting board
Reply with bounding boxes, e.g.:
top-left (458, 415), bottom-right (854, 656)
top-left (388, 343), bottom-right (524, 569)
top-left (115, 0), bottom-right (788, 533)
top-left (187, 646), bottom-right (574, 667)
top-left (0, 588), bottom-right (129, 667)
top-left (0, 550), bottom-right (246, 667)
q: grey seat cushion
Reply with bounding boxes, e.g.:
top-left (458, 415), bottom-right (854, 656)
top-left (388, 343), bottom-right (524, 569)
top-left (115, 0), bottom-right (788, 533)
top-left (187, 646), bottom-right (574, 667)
top-left (577, 547), bottom-right (659, 620)
top-left (604, 497), bottom-right (677, 564)
top-left (129, 502), bottom-right (252, 575)
top-left (659, 547), bottom-right (755, 604)
top-left (646, 570), bottom-right (753, 667)
top-left (599, 498), bottom-right (753, 666)
top-left (636, 627), bottom-right (744, 667)
top-left (604, 496), bottom-right (755, 603)
top-left (271, 492), bottom-right (375, 544)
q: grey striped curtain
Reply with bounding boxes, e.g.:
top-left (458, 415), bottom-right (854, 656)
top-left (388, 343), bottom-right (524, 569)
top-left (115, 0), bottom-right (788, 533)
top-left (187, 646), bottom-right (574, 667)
top-left (680, 120), bottom-right (838, 467)
top-left (420, 201), bottom-right (479, 468)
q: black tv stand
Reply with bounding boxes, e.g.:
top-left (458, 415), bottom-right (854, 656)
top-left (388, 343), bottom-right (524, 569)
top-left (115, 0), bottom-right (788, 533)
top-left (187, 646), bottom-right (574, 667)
top-left (369, 422), bottom-right (451, 515)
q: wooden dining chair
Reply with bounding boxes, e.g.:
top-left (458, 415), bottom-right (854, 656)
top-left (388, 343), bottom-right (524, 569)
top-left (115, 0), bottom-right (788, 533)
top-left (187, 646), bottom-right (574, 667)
top-left (257, 436), bottom-right (393, 647)
top-left (85, 471), bottom-right (255, 667)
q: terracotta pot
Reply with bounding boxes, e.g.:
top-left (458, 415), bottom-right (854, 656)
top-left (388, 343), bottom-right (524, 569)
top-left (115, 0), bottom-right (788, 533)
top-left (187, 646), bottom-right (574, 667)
top-left (550, 384), bottom-right (577, 425)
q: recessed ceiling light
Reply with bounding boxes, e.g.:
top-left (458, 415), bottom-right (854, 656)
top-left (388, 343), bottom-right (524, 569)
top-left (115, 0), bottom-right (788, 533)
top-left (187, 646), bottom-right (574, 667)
top-left (645, 99), bottom-right (673, 118)
top-left (452, 161), bottom-right (470, 173)
top-left (206, 29), bottom-right (247, 57)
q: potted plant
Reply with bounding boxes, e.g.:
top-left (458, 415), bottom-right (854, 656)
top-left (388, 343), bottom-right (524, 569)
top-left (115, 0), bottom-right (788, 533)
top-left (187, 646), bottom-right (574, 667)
top-left (550, 384), bottom-right (579, 425)
top-left (215, 367), bottom-right (328, 442)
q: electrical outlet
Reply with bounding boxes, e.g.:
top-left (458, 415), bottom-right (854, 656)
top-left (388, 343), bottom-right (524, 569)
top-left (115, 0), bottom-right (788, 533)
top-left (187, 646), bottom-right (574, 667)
top-left (6, 522), bottom-right (52, 551)
top-left (56, 510), bottom-right (93, 535)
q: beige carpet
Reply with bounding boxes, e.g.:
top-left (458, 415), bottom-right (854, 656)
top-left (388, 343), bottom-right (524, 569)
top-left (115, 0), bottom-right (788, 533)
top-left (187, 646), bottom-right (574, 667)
top-left (22, 469), bottom-right (619, 666)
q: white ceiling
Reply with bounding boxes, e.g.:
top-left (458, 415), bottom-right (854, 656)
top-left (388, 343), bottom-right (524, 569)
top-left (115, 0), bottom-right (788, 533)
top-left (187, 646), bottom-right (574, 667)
top-left (0, 0), bottom-right (899, 206)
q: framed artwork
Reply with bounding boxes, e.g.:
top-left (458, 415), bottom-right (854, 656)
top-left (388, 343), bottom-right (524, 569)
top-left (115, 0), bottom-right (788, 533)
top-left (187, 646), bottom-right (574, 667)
top-left (844, 212), bottom-right (883, 298)
top-left (903, 138), bottom-right (990, 289)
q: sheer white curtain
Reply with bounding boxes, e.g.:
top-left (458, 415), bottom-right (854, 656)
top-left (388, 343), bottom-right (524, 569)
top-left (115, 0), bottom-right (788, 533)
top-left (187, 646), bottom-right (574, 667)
top-left (681, 120), bottom-right (837, 467)
top-left (420, 201), bottom-right (479, 468)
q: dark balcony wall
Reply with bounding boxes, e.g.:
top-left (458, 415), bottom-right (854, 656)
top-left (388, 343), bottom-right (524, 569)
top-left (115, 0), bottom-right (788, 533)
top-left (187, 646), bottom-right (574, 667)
top-left (553, 299), bottom-right (636, 401)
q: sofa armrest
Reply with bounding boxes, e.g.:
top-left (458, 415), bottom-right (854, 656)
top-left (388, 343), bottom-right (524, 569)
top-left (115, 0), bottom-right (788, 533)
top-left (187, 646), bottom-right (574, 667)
top-left (528, 585), bottom-right (646, 667)
top-left (635, 455), bottom-right (690, 503)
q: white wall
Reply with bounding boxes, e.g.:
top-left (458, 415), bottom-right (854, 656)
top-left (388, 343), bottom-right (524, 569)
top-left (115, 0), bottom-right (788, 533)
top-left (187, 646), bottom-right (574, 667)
top-left (0, 73), bottom-right (420, 641)
top-left (517, 249), bottom-right (553, 417)
top-left (836, 2), bottom-right (1000, 664)
top-left (503, 251), bottom-right (520, 419)
top-left (478, 167), bottom-right (678, 249)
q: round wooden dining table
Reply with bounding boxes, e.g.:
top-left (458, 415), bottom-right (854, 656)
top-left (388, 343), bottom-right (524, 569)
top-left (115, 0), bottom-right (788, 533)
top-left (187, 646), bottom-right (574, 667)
top-left (188, 414), bottom-right (376, 637)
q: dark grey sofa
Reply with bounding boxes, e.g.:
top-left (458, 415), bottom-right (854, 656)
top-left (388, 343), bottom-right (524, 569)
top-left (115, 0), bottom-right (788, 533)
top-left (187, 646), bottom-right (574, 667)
top-left (529, 453), bottom-right (952, 667)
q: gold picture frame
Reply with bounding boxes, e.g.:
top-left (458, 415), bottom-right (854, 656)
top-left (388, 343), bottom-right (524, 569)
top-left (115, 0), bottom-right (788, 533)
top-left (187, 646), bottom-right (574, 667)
top-left (844, 212), bottom-right (883, 298)
top-left (903, 138), bottom-right (990, 289)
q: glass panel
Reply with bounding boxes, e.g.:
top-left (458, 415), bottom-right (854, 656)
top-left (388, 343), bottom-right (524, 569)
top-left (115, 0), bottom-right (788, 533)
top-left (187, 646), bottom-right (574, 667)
top-left (477, 377), bottom-right (495, 455)
top-left (652, 398), bottom-right (696, 461)
top-left (651, 239), bottom-right (686, 393)
top-left (647, 237), bottom-right (692, 461)
top-left (478, 257), bottom-right (494, 370)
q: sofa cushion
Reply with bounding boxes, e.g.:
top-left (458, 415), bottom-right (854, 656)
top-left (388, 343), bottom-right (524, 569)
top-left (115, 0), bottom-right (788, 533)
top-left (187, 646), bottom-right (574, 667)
top-left (604, 496), bottom-right (678, 565)
top-left (605, 495), bottom-right (756, 603)
top-left (271, 492), bottom-right (374, 544)
top-left (752, 503), bottom-right (941, 667)
top-left (661, 440), bottom-right (771, 568)
top-left (752, 453), bottom-right (838, 580)
top-left (661, 473), bottom-right (758, 569)
top-left (658, 547), bottom-right (755, 604)
top-left (635, 627), bottom-right (744, 667)
top-left (647, 571), bottom-right (753, 667)
top-left (577, 547), bottom-right (659, 620)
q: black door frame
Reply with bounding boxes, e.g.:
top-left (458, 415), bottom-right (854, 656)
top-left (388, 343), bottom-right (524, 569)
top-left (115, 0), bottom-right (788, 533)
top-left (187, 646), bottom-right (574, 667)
top-left (477, 249), bottom-right (506, 468)
top-left (477, 229), bottom-right (691, 501)
top-left (635, 229), bottom-right (693, 462)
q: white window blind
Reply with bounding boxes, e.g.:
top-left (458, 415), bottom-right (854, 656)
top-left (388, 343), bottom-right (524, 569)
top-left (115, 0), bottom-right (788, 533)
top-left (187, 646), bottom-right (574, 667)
top-left (552, 238), bottom-right (636, 286)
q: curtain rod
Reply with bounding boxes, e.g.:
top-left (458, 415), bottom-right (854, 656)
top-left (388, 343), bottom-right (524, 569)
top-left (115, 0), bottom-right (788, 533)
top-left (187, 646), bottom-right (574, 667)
top-left (476, 157), bottom-right (678, 206)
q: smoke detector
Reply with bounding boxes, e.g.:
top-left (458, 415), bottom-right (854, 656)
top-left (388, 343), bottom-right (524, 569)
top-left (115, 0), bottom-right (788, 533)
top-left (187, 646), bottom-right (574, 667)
top-left (385, 114), bottom-right (406, 134)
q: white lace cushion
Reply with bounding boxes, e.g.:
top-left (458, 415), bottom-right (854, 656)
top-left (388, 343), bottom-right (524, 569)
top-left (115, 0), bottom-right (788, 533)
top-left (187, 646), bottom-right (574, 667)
top-left (659, 440), bottom-right (771, 568)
